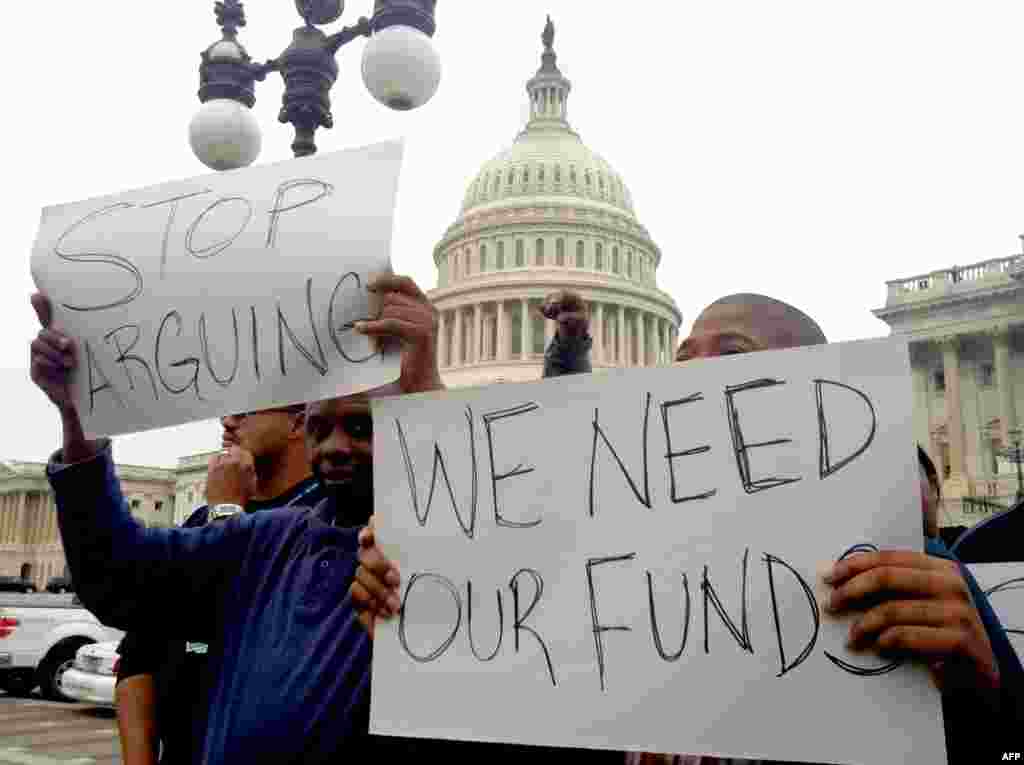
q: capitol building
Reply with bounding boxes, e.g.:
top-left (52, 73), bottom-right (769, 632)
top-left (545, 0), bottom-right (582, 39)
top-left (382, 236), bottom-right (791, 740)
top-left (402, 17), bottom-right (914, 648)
top-left (427, 20), bottom-right (682, 387)
top-left (3, 22), bottom-right (1023, 591)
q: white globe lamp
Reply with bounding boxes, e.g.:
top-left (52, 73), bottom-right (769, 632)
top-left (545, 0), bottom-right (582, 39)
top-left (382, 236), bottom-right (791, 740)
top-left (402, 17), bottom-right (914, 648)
top-left (361, 24), bottom-right (441, 111)
top-left (189, 98), bottom-right (262, 172)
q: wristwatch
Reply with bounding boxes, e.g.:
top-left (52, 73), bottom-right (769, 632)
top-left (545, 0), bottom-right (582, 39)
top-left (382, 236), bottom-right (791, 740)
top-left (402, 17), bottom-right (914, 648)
top-left (208, 503), bottom-right (243, 522)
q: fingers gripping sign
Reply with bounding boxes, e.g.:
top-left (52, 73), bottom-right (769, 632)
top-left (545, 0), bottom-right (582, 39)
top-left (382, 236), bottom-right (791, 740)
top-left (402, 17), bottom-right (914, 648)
top-left (824, 549), bottom-right (1000, 693)
top-left (29, 292), bottom-right (79, 413)
top-left (354, 274), bottom-right (442, 394)
top-left (350, 515), bottom-right (402, 639)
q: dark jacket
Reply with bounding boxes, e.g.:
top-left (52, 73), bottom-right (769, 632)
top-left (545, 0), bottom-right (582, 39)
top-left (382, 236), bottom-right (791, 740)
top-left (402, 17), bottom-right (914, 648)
top-left (115, 477), bottom-right (325, 765)
top-left (50, 445), bottom-right (620, 764)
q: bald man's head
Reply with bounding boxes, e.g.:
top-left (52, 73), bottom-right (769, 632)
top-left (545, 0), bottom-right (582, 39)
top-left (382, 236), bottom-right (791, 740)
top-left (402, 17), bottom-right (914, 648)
top-left (676, 293), bottom-right (826, 362)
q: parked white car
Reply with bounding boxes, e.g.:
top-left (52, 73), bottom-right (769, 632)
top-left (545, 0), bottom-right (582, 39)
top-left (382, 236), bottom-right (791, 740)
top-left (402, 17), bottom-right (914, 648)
top-left (58, 640), bottom-right (119, 707)
top-left (0, 593), bottom-right (124, 701)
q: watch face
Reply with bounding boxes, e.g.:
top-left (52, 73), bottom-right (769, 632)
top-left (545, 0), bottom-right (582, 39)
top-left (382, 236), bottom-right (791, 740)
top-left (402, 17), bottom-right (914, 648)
top-left (208, 505), bottom-right (242, 523)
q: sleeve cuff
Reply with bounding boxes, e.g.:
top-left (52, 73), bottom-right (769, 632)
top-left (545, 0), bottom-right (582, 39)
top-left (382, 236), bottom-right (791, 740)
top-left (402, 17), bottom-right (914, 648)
top-left (47, 439), bottom-right (113, 476)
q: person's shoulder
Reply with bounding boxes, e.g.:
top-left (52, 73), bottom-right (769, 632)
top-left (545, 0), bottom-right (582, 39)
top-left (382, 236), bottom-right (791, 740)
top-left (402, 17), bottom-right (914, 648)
top-left (251, 505), bottom-right (320, 534)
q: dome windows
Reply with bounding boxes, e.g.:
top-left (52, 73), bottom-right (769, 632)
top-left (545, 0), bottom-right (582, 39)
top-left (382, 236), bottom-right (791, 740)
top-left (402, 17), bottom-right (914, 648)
top-left (595, 242), bottom-right (604, 270)
top-left (576, 240), bottom-right (584, 268)
top-left (570, 166), bottom-right (577, 185)
top-left (507, 169), bottom-right (515, 185)
top-left (556, 238), bottom-right (565, 266)
top-left (539, 165), bottom-right (545, 184)
top-left (496, 241), bottom-right (505, 270)
top-left (535, 238), bottom-right (545, 266)
top-left (554, 165), bottom-right (561, 184)
top-left (480, 244), bottom-right (488, 272)
top-left (515, 240), bottom-right (524, 267)
top-left (612, 246), bottom-right (620, 274)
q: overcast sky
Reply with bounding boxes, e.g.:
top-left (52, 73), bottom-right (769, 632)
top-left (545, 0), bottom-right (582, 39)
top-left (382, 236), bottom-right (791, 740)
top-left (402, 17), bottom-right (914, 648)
top-left (6, 1), bottom-right (1024, 467)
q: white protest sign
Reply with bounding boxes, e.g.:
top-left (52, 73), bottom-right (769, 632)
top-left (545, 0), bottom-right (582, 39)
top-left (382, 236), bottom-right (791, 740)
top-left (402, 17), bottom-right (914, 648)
top-left (967, 562), bottom-right (1024, 660)
top-left (370, 338), bottom-right (945, 765)
top-left (30, 141), bottom-right (403, 437)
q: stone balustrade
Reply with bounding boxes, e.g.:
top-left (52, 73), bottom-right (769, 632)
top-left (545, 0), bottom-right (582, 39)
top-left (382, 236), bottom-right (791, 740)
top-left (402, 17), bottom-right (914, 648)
top-left (885, 254), bottom-right (1021, 304)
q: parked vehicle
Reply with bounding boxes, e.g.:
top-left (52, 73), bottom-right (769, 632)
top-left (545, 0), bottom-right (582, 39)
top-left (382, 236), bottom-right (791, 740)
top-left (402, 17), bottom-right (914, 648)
top-left (0, 593), bottom-right (124, 701)
top-left (44, 577), bottom-right (73, 594)
top-left (58, 640), bottom-right (119, 707)
top-left (0, 576), bottom-right (36, 594)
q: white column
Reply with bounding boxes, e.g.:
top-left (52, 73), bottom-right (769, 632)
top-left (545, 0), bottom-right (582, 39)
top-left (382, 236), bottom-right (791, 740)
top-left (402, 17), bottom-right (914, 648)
top-left (473, 303), bottom-right (482, 364)
top-left (14, 493), bottom-right (26, 546)
top-left (994, 326), bottom-right (1018, 445)
top-left (941, 337), bottom-right (969, 496)
top-left (638, 312), bottom-right (648, 366)
top-left (910, 349), bottom-right (938, 468)
top-left (593, 302), bottom-right (604, 363)
top-left (520, 298), bottom-right (530, 360)
top-left (496, 301), bottom-right (508, 361)
top-left (453, 307), bottom-right (463, 367)
top-left (617, 305), bottom-right (626, 366)
top-left (438, 311), bottom-right (449, 368)
top-left (485, 315), bottom-right (496, 360)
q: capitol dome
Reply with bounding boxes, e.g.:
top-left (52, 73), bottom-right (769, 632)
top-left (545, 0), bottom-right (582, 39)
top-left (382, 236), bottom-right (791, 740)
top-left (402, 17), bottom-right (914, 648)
top-left (460, 128), bottom-right (636, 218)
top-left (428, 18), bottom-right (682, 387)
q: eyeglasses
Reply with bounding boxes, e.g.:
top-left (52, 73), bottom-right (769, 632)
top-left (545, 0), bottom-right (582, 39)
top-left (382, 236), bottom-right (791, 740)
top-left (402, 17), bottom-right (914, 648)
top-left (227, 406), bottom-right (305, 421)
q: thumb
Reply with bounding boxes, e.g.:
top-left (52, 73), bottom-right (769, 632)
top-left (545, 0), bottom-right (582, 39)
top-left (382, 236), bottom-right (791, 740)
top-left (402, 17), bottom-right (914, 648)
top-left (31, 293), bottom-right (52, 329)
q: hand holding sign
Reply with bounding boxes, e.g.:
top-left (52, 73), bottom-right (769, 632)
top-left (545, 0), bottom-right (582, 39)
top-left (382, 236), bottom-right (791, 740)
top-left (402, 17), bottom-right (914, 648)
top-left (358, 275), bottom-right (443, 395)
top-left (826, 549), bottom-right (1000, 694)
top-left (352, 516), bottom-right (402, 638)
top-left (29, 293), bottom-right (78, 414)
top-left (29, 292), bottom-right (103, 465)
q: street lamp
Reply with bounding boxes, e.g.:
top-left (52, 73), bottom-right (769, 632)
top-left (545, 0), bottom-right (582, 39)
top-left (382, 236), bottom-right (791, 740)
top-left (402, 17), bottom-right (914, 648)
top-left (998, 428), bottom-right (1024, 504)
top-left (189, 0), bottom-right (440, 171)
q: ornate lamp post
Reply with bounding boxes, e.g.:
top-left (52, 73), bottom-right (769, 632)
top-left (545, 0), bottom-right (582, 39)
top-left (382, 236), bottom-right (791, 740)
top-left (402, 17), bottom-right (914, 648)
top-left (998, 428), bottom-right (1024, 504)
top-left (189, 0), bottom-right (440, 170)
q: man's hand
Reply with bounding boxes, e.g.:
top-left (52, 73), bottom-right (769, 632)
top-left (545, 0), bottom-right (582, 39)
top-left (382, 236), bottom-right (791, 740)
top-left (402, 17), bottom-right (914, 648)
top-left (30, 292), bottom-right (100, 463)
top-left (205, 447), bottom-right (257, 507)
top-left (350, 516), bottom-right (401, 639)
top-left (30, 293), bottom-right (77, 414)
top-left (356, 275), bottom-right (443, 394)
top-left (825, 549), bottom-right (1000, 694)
top-left (541, 290), bottom-right (590, 340)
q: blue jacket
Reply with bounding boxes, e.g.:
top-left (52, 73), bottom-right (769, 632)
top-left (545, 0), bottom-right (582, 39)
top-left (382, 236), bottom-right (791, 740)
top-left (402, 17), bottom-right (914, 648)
top-left (51, 445), bottom-right (373, 764)
top-left (116, 475), bottom-right (327, 765)
top-left (926, 537), bottom-right (1024, 763)
top-left (50, 444), bottom-right (622, 765)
